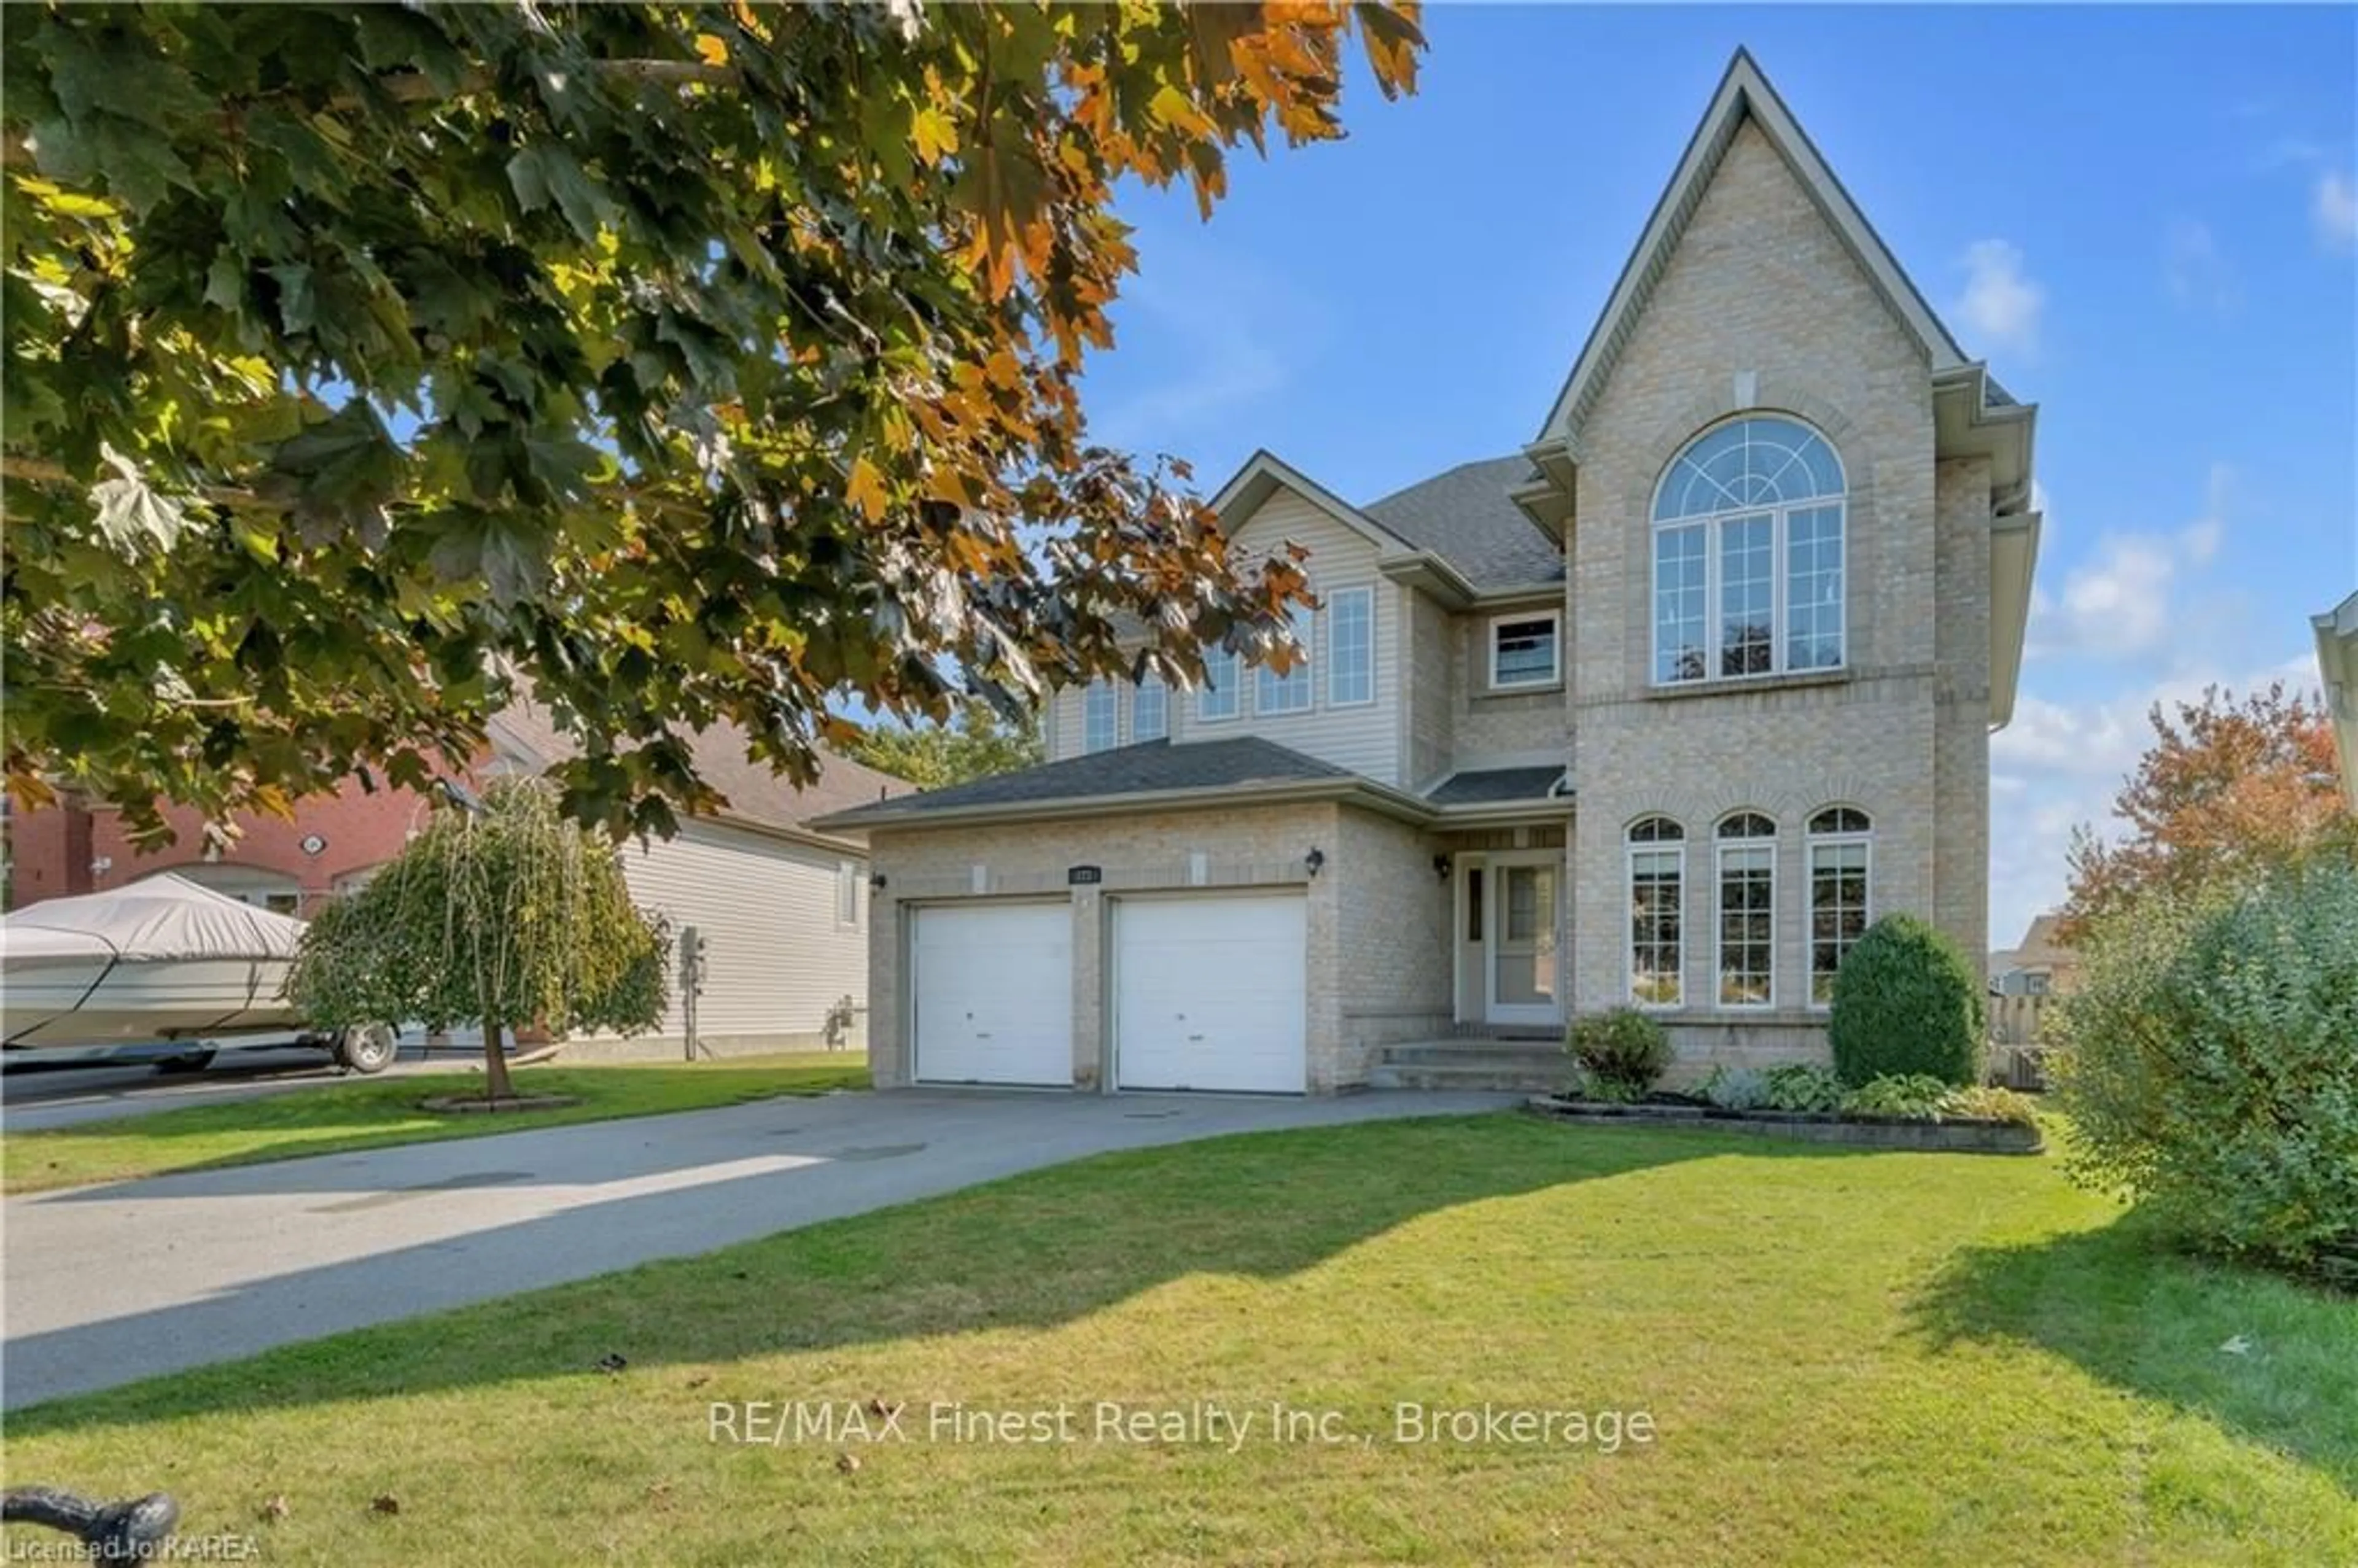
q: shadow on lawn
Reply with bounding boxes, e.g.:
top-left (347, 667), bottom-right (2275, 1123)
top-left (4, 1112), bottom-right (1867, 1435)
top-left (1910, 1210), bottom-right (2358, 1496)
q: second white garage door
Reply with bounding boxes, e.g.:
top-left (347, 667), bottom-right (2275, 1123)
top-left (1115, 893), bottom-right (1307, 1093)
top-left (912, 903), bottom-right (1072, 1086)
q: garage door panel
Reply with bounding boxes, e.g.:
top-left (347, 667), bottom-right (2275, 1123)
top-left (1116, 895), bottom-right (1305, 1094)
top-left (913, 904), bottom-right (1072, 1086)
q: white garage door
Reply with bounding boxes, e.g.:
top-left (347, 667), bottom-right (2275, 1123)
top-left (912, 904), bottom-right (1072, 1086)
top-left (1115, 894), bottom-right (1306, 1093)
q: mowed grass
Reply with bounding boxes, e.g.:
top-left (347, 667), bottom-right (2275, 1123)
top-left (0, 1052), bottom-right (868, 1193)
top-left (4, 1114), bottom-right (2353, 1566)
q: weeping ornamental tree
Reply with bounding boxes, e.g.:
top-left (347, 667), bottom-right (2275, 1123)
top-left (290, 779), bottom-right (668, 1102)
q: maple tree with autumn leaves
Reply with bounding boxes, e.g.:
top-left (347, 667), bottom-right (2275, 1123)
top-left (2060, 681), bottom-right (2353, 939)
top-left (2, 2), bottom-right (1424, 844)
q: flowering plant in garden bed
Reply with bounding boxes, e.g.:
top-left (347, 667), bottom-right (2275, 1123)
top-left (1554, 1071), bottom-right (2040, 1130)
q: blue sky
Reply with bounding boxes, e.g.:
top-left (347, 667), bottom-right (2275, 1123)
top-left (1078, 6), bottom-right (2357, 950)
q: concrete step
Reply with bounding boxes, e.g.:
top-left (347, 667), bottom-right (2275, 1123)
top-left (1367, 1059), bottom-right (1570, 1093)
top-left (1381, 1041), bottom-right (1565, 1068)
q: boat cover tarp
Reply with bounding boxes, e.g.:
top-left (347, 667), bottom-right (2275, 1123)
top-left (1, 875), bottom-right (307, 963)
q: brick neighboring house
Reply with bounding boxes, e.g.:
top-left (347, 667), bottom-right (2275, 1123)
top-left (6, 708), bottom-right (911, 1057)
top-left (814, 51), bottom-right (2042, 1095)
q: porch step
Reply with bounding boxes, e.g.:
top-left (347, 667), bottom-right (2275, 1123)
top-left (1368, 1059), bottom-right (1568, 1093)
top-left (1382, 1041), bottom-right (1563, 1068)
top-left (1367, 1038), bottom-right (1568, 1093)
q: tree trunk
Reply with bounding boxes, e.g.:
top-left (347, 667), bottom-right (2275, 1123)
top-left (482, 1018), bottom-right (516, 1103)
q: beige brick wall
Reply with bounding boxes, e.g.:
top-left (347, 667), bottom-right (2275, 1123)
top-left (865, 801), bottom-right (1441, 1093)
top-left (1562, 115), bottom-right (1990, 1079)
top-left (1446, 598), bottom-right (1574, 768)
top-left (1334, 808), bottom-right (1456, 1081)
top-left (1403, 591), bottom-right (1455, 791)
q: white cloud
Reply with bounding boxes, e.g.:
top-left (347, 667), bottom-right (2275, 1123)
top-left (1951, 239), bottom-right (2044, 359)
top-left (2315, 169), bottom-right (2357, 253)
top-left (2163, 219), bottom-right (2238, 314)
top-left (2025, 464), bottom-right (2230, 662)
top-left (1987, 652), bottom-right (2322, 950)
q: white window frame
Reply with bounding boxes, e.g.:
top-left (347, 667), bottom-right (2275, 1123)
top-left (1713, 816), bottom-right (1776, 1011)
top-left (1132, 673), bottom-right (1167, 742)
top-left (1488, 610), bottom-right (1562, 690)
top-left (1804, 812), bottom-right (1873, 1009)
top-left (1082, 679), bottom-right (1119, 754)
top-left (1197, 648), bottom-right (1241, 723)
top-left (1625, 819), bottom-right (1685, 1009)
top-left (1651, 417), bottom-right (1847, 687)
top-left (1326, 586), bottom-right (1376, 708)
top-left (836, 860), bottom-right (862, 930)
top-left (1256, 605), bottom-right (1315, 716)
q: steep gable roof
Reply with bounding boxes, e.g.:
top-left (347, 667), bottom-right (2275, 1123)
top-left (1537, 48), bottom-right (1969, 443)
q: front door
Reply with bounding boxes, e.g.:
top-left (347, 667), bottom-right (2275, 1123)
top-left (1486, 855), bottom-right (1564, 1027)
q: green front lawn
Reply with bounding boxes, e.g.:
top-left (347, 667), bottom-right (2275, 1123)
top-left (0, 1052), bottom-right (869, 1193)
top-left (4, 1114), bottom-right (2351, 1564)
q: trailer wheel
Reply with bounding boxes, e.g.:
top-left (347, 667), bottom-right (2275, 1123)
top-left (155, 1049), bottom-right (216, 1074)
top-left (335, 1024), bottom-right (399, 1075)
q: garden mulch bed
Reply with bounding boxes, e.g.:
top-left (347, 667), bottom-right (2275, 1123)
top-left (1525, 1095), bottom-right (2044, 1154)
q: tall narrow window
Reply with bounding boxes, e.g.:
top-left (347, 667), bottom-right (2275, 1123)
top-left (1082, 680), bottom-right (1118, 753)
top-left (1258, 604), bottom-right (1314, 715)
top-left (1197, 646), bottom-right (1240, 722)
top-left (1716, 812), bottom-right (1776, 1007)
top-left (1627, 817), bottom-right (1686, 1007)
top-left (1652, 415), bottom-right (1846, 684)
top-left (1328, 587), bottom-right (1374, 707)
top-left (1132, 673), bottom-right (1167, 742)
top-left (836, 861), bottom-right (861, 930)
top-left (1807, 807), bottom-right (1872, 1004)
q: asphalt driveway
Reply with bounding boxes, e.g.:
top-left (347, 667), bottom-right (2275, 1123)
top-left (0, 1087), bottom-right (1510, 1409)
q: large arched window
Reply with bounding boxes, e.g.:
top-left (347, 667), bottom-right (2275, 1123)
top-left (1652, 415), bottom-right (1846, 684)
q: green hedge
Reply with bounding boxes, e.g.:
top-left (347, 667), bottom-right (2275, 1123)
top-left (1826, 914), bottom-right (1983, 1088)
top-left (2050, 860), bottom-right (2358, 1282)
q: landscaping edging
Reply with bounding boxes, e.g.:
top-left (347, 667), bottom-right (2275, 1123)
top-left (1524, 1096), bottom-right (2044, 1154)
top-left (418, 1093), bottom-right (585, 1115)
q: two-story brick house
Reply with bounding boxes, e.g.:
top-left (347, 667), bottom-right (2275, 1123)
top-left (814, 51), bottom-right (2041, 1094)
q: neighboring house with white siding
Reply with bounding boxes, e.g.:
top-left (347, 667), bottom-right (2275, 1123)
top-left (815, 51), bottom-right (2040, 1096)
top-left (491, 702), bottom-right (910, 1058)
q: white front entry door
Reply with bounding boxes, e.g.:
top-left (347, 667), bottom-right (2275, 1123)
top-left (1485, 855), bottom-right (1564, 1028)
top-left (1115, 893), bottom-right (1307, 1093)
top-left (911, 903), bottom-right (1073, 1085)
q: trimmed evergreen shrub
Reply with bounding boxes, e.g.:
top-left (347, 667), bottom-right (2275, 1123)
top-left (2050, 861), bottom-right (2358, 1282)
top-left (1826, 915), bottom-right (1984, 1087)
top-left (1565, 1007), bottom-right (1672, 1095)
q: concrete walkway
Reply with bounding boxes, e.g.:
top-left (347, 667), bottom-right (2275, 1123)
top-left (1, 1088), bottom-right (1510, 1408)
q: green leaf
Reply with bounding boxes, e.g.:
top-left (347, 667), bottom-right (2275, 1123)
top-left (86, 446), bottom-right (193, 553)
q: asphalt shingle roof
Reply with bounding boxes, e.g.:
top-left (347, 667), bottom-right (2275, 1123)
top-left (817, 737), bottom-right (1353, 824)
top-left (1425, 766), bottom-right (1570, 807)
top-left (1361, 456), bottom-right (1565, 590)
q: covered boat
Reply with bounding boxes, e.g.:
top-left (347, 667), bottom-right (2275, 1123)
top-left (0, 875), bottom-right (387, 1068)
